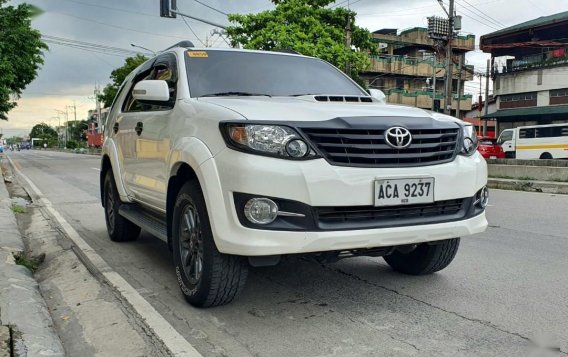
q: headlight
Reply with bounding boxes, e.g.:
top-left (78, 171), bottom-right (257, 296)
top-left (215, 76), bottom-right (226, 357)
top-left (460, 125), bottom-right (478, 156)
top-left (221, 123), bottom-right (318, 159)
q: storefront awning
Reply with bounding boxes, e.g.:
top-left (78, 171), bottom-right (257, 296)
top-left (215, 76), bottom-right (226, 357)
top-left (480, 105), bottom-right (568, 122)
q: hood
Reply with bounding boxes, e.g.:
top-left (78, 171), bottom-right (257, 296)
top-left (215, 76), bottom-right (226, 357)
top-left (197, 96), bottom-right (462, 125)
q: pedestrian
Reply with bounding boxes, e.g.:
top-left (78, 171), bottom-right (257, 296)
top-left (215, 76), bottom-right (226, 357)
top-left (43, 143), bottom-right (47, 150)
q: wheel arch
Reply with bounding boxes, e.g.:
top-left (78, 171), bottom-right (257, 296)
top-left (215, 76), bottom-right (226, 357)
top-left (100, 155), bottom-right (112, 207)
top-left (167, 162), bottom-right (200, 249)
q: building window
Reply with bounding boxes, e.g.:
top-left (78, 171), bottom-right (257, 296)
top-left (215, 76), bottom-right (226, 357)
top-left (500, 92), bottom-right (537, 109)
top-left (550, 88), bottom-right (568, 105)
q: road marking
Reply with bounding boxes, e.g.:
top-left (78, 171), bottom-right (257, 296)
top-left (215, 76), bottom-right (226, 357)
top-left (6, 155), bottom-right (202, 357)
top-left (91, 167), bottom-right (101, 171)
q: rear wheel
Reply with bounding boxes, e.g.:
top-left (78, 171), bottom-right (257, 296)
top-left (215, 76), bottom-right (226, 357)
top-left (103, 169), bottom-right (140, 242)
top-left (384, 238), bottom-right (460, 275)
top-left (172, 181), bottom-right (248, 307)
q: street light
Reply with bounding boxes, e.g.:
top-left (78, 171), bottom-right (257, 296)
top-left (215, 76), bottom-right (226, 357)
top-left (419, 50), bottom-right (438, 111)
top-left (130, 43), bottom-right (156, 55)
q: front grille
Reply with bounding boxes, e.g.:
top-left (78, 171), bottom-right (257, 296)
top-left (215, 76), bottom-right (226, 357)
top-left (316, 198), bottom-right (466, 230)
top-left (301, 127), bottom-right (460, 167)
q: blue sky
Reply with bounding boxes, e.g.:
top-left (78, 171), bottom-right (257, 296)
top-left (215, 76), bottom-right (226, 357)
top-left (1, 0), bottom-right (564, 137)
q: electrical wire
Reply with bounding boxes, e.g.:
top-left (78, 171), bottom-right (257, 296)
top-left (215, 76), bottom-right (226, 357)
top-left (57, 0), bottom-right (157, 18)
top-left (50, 11), bottom-right (189, 40)
top-left (181, 16), bottom-right (207, 47)
top-left (457, 0), bottom-right (506, 28)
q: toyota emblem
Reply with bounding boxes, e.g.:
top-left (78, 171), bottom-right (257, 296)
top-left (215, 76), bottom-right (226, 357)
top-left (385, 127), bottom-right (412, 149)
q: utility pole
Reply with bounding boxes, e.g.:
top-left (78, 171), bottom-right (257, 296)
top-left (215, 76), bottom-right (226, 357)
top-left (95, 84), bottom-right (102, 132)
top-left (432, 53), bottom-right (437, 111)
top-left (344, 12), bottom-right (352, 76)
top-left (456, 55), bottom-right (463, 119)
top-left (483, 59), bottom-right (490, 136)
top-left (444, 0), bottom-right (455, 115)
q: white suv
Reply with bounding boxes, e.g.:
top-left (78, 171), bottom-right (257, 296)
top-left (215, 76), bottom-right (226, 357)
top-left (101, 43), bottom-right (488, 307)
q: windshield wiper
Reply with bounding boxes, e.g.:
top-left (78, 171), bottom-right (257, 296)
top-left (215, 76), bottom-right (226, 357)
top-left (200, 91), bottom-right (272, 97)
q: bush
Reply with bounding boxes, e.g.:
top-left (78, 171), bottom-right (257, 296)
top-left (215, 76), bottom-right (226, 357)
top-left (66, 140), bottom-right (78, 149)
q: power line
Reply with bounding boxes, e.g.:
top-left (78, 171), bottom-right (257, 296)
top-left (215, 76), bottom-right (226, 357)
top-left (455, 5), bottom-right (502, 31)
top-left (181, 17), bottom-right (207, 46)
top-left (42, 35), bottom-right (144, 57)
top-left (57, 0), bottom-right (157, 18)
top-left (50, 11), bottom-right (190, 40)
top-left (457, 0), bottom-right (506, 28)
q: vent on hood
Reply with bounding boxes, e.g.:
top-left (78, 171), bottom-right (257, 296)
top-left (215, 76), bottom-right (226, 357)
top-left (314, 95), bottom-right (373, 103)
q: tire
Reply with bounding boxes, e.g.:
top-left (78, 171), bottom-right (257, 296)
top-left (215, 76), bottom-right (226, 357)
top-left (384, 238), bottom-right (460, 275)
top-left (103, 169), bottom-right (140, 242)
top-left (540, 152), bottom-right (553, 160)
top-left (172, 181), bottom-right (248, 307)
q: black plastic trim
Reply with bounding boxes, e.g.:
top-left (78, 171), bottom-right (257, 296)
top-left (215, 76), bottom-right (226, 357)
top-left (233, 191), bottom-right (484, 232)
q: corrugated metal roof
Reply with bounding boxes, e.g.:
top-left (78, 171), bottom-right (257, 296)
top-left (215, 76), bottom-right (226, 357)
top-left (482, 11), bottom-right (568, 39)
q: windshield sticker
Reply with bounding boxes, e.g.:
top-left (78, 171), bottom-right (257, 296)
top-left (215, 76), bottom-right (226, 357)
top-left (187, 51), bottom-right (208, 58)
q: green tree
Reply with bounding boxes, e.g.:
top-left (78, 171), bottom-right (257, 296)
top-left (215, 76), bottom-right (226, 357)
top-left (66, 120), bottom-right (88, 141)
top-left (99, 54), bottom-right (148, 107)
top-left (6, 136), bottom-right (23, 145)
top-left (29, 122), bottom-right (57, 147)
top-left (226, 0), bottom-right (377, 82)
top-left (0, 1), bottom-right (47, 120)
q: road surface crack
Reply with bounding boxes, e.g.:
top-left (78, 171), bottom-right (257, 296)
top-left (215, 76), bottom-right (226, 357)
top-left (322, 264), bottom-right (567, 355)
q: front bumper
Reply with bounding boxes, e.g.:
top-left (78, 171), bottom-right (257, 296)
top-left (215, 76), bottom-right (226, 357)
top-left (196, 148), bottom-right (488, 256)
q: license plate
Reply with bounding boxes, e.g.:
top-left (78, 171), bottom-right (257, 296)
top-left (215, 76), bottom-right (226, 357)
top-left (374, 178), bottom-right (435, 207)
top-left (490, 156), bottom-right (497, 159)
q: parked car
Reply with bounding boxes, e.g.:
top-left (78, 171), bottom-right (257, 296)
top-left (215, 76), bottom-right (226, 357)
top-left (477, 137), bottom-right (505, 159)
top-left (100, 43), bottom-right (489, 307)
top-left (0, 144), bottom-right (3, 153)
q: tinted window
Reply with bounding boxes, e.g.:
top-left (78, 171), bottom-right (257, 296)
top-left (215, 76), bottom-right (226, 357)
top-left (536, 126), bottom-right (568, 138)
top-left (519, 128), bottom-right (535, 138)
top-left (185, 50), bottom-right (366, 98)
top-left (123, 53), bottom-right (178, 112)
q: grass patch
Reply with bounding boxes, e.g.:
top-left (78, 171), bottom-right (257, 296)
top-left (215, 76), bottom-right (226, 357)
top-left (11, 205), bottom-right (26, 214)
top-left (13, 252), bottom-right (42, 273)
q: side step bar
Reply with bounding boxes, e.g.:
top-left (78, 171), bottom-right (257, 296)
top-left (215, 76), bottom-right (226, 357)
top-left (118, 205), bottom-right (168, 243)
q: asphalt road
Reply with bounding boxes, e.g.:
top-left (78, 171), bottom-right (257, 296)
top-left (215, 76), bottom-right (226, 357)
top-left (7, 149), bottom-right (568, 356)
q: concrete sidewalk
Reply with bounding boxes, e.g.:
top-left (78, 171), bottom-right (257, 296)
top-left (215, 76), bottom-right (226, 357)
top-left (0, 159), bottom-right (64, 356)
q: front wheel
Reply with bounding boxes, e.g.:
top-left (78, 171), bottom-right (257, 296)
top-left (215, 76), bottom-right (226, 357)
top-left (383, 238), bottom-right (460, 275)
top-left (172, 181), bottom-right (248, 307)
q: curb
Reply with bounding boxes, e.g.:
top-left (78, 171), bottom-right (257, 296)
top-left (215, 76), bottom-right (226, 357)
top-left (488, 177), bottom-right (568, 194)
top-left (0, 157), bottom-right (65, 356)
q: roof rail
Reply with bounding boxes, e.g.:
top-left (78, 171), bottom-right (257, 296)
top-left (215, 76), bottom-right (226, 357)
top-left (272, 48), bottom-right (301, 55)
top-left (163, 40), bottom-right (195, 51)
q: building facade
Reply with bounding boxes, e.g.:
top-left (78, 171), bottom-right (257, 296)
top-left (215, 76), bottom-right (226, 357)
top-left (480, 11), bottom-right (568, 134)
top-left (361, 27), bottom-right (475, 118)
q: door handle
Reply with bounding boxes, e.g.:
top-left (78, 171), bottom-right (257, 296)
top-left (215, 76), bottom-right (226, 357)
top-left (135, 122), bottom-right (143, 136)
top-left (113, 122), bottom-right (119, 134)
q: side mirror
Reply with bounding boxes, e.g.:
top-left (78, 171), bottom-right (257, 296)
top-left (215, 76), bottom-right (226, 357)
top-left (132, 80), bottom-right (170, 102)
top-left (369, 89), bottom-right (386, 104)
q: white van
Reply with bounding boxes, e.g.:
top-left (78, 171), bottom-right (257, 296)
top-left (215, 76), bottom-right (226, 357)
top-left (497, 123), bottom-right (568, 159)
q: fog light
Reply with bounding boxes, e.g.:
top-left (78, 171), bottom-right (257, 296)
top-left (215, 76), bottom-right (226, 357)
top-left (286, 139), bottom-right (309, 158)
top-left (244, 198), bottom-right (278, 224)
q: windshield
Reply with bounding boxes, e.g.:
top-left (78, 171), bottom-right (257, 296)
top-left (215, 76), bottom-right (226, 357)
top-left (185, 50), bottom-right (367, 98)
